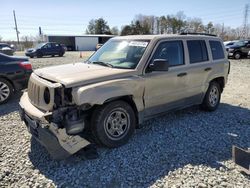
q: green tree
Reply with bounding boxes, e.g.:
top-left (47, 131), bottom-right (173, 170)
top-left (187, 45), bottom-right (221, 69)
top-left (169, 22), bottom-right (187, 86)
top-left (121, 25), bottom-right (133, 36)
top-left (86, 18), bottom-right (111, 34)
top-left (86, 19), bottom-right (96, 34)
top-left (121, 20), bottom-right (151, 35)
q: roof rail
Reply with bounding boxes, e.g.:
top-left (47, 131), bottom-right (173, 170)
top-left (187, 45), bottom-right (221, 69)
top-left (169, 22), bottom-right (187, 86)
top-left (180, 32), bottom-right (217, 37)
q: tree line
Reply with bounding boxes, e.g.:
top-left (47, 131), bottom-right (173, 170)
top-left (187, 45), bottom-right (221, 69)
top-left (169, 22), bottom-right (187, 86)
top-left (86, 12), bottom-right (250, 41)
top-left (1, 11), bottom-right (249, 46)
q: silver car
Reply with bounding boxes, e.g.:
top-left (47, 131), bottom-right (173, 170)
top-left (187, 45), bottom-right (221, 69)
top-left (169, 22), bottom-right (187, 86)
top-left (0, 43), bottom-right (14, 56)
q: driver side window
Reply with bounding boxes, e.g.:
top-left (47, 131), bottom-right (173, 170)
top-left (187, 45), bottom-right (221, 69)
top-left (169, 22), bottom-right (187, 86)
top-left (153, 41), bottom-right (184, 67)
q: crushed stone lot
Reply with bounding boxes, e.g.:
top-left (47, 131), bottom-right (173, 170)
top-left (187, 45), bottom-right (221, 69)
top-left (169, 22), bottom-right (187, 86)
top-left (0, 52), bottom-right (250, 187)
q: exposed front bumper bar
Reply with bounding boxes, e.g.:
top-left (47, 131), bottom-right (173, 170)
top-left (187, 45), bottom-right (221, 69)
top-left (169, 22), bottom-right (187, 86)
top-left (19, 92), bottom-right (90, 160)
top-left (232, 146), bottom-right (250, 175)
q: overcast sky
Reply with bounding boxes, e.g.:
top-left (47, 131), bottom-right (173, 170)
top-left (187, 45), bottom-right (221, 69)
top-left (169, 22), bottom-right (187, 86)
top-left (0, 0), bottom-right (250, 40)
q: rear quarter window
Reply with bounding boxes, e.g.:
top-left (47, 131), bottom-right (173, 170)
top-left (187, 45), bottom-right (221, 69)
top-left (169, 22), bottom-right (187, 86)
top-left (209, 41), bottom-right (225, 60)
top-left (187, 40), bottom-right (208, 64)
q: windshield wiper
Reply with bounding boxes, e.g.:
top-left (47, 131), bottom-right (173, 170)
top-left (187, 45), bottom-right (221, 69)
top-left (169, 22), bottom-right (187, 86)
top-left (91, 61), bottom-right (114, 68)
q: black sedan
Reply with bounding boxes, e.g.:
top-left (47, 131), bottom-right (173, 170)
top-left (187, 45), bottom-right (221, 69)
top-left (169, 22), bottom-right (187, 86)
top-left (0, 53), bottom-right (32, 104)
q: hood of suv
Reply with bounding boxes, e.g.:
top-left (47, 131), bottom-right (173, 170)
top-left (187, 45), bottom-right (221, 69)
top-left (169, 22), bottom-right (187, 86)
top-left (34, 63), bottom-right (137, 87)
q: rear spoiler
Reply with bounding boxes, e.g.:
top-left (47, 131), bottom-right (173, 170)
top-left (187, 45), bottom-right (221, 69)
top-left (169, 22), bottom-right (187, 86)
top-left (232, 146), bottom-right (250, 175)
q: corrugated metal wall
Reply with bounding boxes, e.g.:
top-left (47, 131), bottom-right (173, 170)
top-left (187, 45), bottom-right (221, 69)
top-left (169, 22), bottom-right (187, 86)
top-left (75, 37), bottom-right (98, 51)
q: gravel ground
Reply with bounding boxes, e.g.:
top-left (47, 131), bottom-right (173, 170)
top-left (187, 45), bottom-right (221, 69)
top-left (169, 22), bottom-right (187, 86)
top-left (0, 52), bottom-right (250, 187)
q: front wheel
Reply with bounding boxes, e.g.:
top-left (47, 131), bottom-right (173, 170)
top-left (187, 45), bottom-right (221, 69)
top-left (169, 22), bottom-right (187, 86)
top-left (0, 78), bottom-right (14, 105)
top-left (234, 52), bottom-right (241, 59)
top-left (201, 82), bottom-right (221, 111)
top-left (91, 101), bottom-right (136, 148)
top-left (37, 52), bottom-right (43, 58)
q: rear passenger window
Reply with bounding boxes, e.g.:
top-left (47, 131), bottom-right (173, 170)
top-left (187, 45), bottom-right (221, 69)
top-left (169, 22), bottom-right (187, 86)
top-left (153, 41), bottom-right (184, 67)
top-left (209, 41), bottom-right (225, 60)
top-left (187, 40), bottom-right (208, 64)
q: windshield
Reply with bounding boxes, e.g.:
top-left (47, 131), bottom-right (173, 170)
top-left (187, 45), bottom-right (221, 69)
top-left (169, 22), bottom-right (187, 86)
top-left (234, 41), bottom-right (246, 47)
top-left (35, 43), bottom-right (46, 49)
top-left (87, 40), bottom-right (149, 69)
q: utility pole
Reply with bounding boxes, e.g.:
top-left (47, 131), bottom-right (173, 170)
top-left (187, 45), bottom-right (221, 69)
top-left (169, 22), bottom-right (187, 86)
top-left (242, 4), bottom-right (249, 39)
top-left (13, 10), bottom-right (20, 44)
top-left (221, 23), bottom-right (225, 40)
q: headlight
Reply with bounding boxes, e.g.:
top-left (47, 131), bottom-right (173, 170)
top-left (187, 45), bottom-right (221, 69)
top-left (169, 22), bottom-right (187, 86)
top-left (228, 48), bottom-right (234, 52)
top-left (44, 87), bottom-right (50, 104)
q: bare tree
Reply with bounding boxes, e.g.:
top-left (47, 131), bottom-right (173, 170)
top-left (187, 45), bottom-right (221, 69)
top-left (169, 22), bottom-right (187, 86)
top-left (111, 27), bottom-right (119, 35)
top-left (186, 17), bottom-right (204, 33)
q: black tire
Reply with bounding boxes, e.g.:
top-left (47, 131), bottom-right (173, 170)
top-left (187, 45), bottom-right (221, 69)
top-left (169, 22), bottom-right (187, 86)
top-left (37, 52), bottom-right (43, 58)
top-left (234, 52), bottom-right (241, 59)
top-left (0, 78), bottom-right (14, 105)
top-left (201, 82), bottom-right (221, 111)
top-left (91, 100), bottom-right (136, 148)
top-left (30, 55), bottom-right (34, 58)
top-left (59, 51), bottom-right (64, 57)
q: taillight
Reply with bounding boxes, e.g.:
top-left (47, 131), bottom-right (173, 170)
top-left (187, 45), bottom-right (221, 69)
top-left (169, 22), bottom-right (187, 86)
top-left (19, 61), bottom-right (32, 70)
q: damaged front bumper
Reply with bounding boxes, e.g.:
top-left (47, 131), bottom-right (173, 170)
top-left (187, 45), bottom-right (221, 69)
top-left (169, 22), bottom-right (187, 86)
top-left (19, 92), bottom-right (90, 160)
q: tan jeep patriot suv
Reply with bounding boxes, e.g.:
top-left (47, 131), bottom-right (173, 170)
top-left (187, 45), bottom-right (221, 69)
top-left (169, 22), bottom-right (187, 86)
top-left (19, 34), bottom-right (230, 159)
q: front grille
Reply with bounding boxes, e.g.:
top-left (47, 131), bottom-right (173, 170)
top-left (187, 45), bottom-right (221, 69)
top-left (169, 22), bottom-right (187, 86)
top-left (27, 73), bottom-right (60, 111)
top-left (28, 79), bottom-right (41, 106)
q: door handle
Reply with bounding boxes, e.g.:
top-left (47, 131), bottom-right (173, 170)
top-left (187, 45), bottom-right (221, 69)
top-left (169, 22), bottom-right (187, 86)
top-left (177, 72), bottom-right (187, 77)
top-left (204, 67), bottom-right (212, 72)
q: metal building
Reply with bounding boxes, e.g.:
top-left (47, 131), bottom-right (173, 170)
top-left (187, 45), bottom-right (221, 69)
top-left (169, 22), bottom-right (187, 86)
top-left (44, 34), bottom-right (114, 51)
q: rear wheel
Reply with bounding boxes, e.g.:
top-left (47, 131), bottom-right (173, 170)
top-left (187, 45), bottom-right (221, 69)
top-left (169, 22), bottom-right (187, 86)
top-left (59, 51), bottom-right (64, 57)
top-left (0, 78), bottom-right (14, 105)
top-left (91, 101), bottom-right (136, 148)
top-left (201, 82), bottom-right (221, 111)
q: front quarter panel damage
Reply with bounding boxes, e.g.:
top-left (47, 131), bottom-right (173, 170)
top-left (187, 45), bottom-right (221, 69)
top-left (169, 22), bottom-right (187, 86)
top-left (72, 76), bottom-right (145, 112)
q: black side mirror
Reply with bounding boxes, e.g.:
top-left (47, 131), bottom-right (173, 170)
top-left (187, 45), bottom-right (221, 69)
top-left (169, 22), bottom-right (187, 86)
top-left (149, 59), bottom-right (169, 71)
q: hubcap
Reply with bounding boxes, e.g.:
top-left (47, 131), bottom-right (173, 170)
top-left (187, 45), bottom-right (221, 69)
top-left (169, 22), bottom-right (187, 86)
top-left (104, 109), bottom-right (130, 140)
top-left (0, 81), bottom-right (10, 102)
top-left (209, 86), bottom-right (219, 107)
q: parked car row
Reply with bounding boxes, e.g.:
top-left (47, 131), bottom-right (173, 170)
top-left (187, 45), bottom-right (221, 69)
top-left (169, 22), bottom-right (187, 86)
top-left (224, 39), bottom-right (250, 59)
top-left (0, 42), bottom-right (67, 104)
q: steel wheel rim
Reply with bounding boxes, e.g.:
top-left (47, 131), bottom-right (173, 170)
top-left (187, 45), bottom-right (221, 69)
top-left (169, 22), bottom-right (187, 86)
top-left (0, 81), bottom-right (10, 102)
top-left (235, 53), bottom-right (240, 59)
top-left (104, 108), bottom-right (130, 140)
top-left (209, 86), bottom-right (219, 107)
